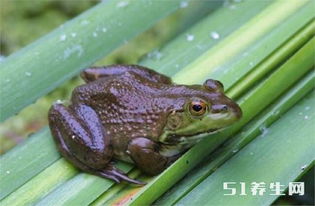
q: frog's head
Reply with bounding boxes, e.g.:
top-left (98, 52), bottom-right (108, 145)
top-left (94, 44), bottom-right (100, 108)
top-left (161, 79), bottom-right (242, 144)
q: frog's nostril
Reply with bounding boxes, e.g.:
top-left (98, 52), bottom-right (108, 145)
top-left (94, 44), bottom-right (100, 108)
top-left (212, 104), bottom-right (229, 113)
top-left (221, 105), bottom-right (228, 111)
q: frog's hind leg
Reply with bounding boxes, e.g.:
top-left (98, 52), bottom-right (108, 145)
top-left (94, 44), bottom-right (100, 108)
top-left (81, 64), bottom-right (172, 84)
top-left (48, 103), bottom-right (144, 185)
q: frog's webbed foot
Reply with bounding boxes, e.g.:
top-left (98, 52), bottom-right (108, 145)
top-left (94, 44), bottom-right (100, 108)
top-left (81, 64), bottom-right (172, 84)
top-left (98, 163), bottom-right (146, 185)
top-left (48, 103), bottom-right (144, 185)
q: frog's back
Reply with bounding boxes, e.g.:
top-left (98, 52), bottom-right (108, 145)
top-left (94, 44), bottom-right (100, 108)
top-left (71, 72), bottom-right (177, 158)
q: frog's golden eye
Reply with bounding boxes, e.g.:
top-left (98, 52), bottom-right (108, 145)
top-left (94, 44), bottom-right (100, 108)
top-left (189, 100), bottom-right (207, 116)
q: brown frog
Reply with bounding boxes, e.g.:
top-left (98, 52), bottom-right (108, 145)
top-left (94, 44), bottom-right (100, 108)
top-left (48, 64), bottom-right (242, 184)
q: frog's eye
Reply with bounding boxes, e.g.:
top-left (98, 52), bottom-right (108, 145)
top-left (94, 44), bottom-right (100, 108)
top-left (189, 100), bottom-right (207, 116)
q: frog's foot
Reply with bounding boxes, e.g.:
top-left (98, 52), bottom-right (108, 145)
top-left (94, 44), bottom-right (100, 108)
top-left (97, 163), bottom-right (146, 185)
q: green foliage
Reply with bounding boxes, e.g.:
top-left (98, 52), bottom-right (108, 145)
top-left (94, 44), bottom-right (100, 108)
top-left (0, 0), bottom-right (314, 205)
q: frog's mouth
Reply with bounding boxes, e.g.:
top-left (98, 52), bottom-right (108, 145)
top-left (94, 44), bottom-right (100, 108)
top-left (159, 129), bottom-right (221, 157)
top-left (162, 128), bottom-right (220, 145)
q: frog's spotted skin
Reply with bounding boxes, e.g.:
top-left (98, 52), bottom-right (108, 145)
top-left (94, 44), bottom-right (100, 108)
top-left (48, 64), bottom-right (242, 184)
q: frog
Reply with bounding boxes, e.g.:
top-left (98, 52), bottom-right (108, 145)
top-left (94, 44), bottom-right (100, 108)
top-left (48, 64), bottom-right (242, 185)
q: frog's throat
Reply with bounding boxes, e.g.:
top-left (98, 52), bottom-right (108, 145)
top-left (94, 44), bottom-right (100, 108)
top-left (159, 132), bottom-right (216, 157)
top-left (159, 128), bottom-right (219, 144)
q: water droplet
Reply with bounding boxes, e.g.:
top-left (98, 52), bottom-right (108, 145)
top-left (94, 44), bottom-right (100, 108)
top-left (93, 32), bottom-right (98, 37)
top-left (232, 149), bottom-right (239, 153)
top-left (298, 112), bottom-right (303, 115)
top-left (180, 1), bottom-right (188, 8)
top-left (175, 64), bottom-right (179, 68)
top-left (55, 99), bottom-right (64, 104)
top-left (249, 152), bottom-right (254, 155)
top-left (304, 115), bottom-right (309, 120)
top-left (71, 33), bottom-right (77, 37)
top-left (5, 79), bottom-right (10, 83)
top-left (63, 45), bottom-right (84, 59)
top-left (259, 125), bottom-right (269, 137)
top-left (305, 106), bottom-right (310, 111)
top-left (301, 164), bottom-right (307, 170)
top-left (102, 27), bottom-right (107, 32)
top-left (117, 1), bottom-right (129, 8)
top-left (60, 34), bottom-right (67, 41)
top-left (186, 34), bottom-right (194, 41)
top-left (210, 31), bottom-right (220, 40)
top-left (147, 50), bottom-right (163, 60)
top-left (25, 72), bottom-right (32, 77)
top-left (6, 170), bottom-right (10, 174)
top-left (249, 62), bottom-right (254, 66)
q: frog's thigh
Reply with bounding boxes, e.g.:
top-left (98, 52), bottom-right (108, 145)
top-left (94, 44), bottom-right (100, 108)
top-left (127, 137), bottom-right (169, 175)
top-left (81, 65), bottom-right (172, 84)
top-left (49, 104), bottom-right (146, 184)
top-left (48, 103), bottom-right (112, 169)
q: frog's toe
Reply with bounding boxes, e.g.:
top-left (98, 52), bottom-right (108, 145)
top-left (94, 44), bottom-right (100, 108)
top-left (98, 164), bottom-right (146, 185)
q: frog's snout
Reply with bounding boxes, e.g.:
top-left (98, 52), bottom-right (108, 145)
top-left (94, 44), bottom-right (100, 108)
top-left (211, 103), bottom-right (242, 120)
top-left (232, 104), bottom-right (242, 119)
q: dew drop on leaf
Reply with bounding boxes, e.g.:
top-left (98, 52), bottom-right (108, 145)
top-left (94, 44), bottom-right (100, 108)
top-left (259, 125), bottom-right (269, 137)
top-left (25, 72), bottom-right (32, 77)
top-left (186, 34), bottom-right (194, 41)
top-left (210, 31), bottom-right (220, 40)
top-left (60, 34), bottom-right (67, 41)
top-left (117, 1), bottom-right (129, 8)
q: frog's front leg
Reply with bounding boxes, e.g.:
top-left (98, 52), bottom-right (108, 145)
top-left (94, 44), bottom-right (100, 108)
top-left (81, 64), bottom-right (172, 84)
top-left (127, 137), bottom-right (175, 175)
top-left (48, 103), bottom-right (144, 185)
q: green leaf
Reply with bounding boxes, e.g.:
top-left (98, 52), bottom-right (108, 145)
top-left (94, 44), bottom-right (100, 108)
top-left (0, 129), bottom-right (59, 199)
top-left (141, 0), bottom-right (273, 76)
top-left (155, 70), bottom-right (314, 205)
top-left (173, 0), bottom-right (313, 85)
top-left (177, 90), bottom-right (314, 206)
top-left (127, 36), bottom-right (315, 206)
top-left (0, 0), bottom-right (184, 122)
